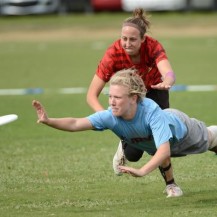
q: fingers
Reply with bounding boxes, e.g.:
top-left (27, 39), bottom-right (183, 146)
top-left (32, 100), bottom-right (42, 109)
top-left (119, 166), bottom-right (142, 177)
top-left (32, 99), bottom-right (39, 106)
top-left (118, 166), bottom-right (128, 174)
top-left (119, 166), bottom-right (135, 176)
top-left (32, 100), bottom-right (45, 123)
top-left (151, 83), bottom-right (171, 90)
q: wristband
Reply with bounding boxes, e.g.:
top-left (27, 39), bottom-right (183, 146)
top-left (165, 71), bottom-right (176, 80)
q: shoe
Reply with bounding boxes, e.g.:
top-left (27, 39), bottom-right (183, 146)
top-left (208, 126), bottom-right (217, 154)
top-left (164, 184), bottom-right (183, 198)
top-left (113, 141), bottom-right (127, 176)
top-left (210, 146), bottom-right (217, 154)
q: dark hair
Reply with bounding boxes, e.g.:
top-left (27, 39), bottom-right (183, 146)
top-left (123, 8), bottom-right (150, 38)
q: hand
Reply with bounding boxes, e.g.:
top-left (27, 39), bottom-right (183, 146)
top-left (151, 82), bottom-right (171, 90)
top-left (32, 100), bottom-right (48, 124)
top-left (118, 166), bottom-right (144, 177)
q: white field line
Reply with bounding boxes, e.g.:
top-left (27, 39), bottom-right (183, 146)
top-left (0, 85), bottom-right (217, 95)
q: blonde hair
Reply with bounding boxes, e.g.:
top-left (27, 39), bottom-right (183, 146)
top-left (123, 8), bottom-right (150, 38)
top-left (110, 69), bottom-right (147, 102)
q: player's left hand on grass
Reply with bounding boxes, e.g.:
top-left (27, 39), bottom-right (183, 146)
top-left (32, 100), bottom-right (48, 124)
top-left (118, 165), bottom-right (144, 177)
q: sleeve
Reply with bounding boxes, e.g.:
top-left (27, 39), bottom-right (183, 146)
top-left (96, 42), bottom-right (118, 82)
top-left (152, 40), bottom-right (168, 64)
top-left (147, 107), bottom-right (172, 148)
top-left (145, 36), bottom-right (168, 65)
top-left (87, 110), bottom-right (114, 131)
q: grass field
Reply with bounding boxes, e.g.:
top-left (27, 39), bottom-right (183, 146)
top-left (0, 12), bottom-right (217, 217)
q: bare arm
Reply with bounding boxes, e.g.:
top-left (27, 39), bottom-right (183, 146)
top-left (32, 100), bottom-right (93, 132)
top-left (86, 74), bottom-right (106, 112)
top-left (151, 59), bottom-right (176, 90)
top-left (119, 142), bottom-right (171, 177)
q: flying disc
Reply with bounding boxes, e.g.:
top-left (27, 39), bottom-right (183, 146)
top-left (0, 114), bottom-right (18, 126)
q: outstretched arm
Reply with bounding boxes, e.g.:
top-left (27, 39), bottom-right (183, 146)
top-left (32, 100), bottom-right (93, 132)
top-left (119, 142), bottom-right (171, 177)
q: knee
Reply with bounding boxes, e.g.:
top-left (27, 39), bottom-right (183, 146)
top-left (125, 156), bottom-right (141, 162)
top-left (124, 152), bottom-right (143, 162)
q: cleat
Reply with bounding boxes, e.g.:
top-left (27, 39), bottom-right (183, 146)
top-left (164, 184), bottom-right (183, 198)
top-left (113, 141), bottom-right (127, 175)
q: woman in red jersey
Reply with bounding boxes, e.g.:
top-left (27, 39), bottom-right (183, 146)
top-left (86, 8), bottom-right (181, 197)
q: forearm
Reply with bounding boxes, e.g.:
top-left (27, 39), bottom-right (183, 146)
top-left (43, 118), bottom-right (79, 132)
top-left (152, 60), bottom-right (176, 89)
top-left (33, 100), bottom-right (93, 132)
top-left (87, 74), bottom-right (106, 112)
top-left (86, 95), bottom-right (105, 112)
top-left (162, 71), bottom-right (176, 86)
top-left (140, 148), bottom-right (170, 176)
top-left (119, 143), bottom-right (171, 177)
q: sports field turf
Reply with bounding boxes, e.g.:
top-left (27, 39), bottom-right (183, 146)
top-left (0, 12), bottom-right (217, 217)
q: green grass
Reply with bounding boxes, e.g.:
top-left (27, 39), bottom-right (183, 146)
top-left (0, 12), bottom-right (217, 217)
top-left (0, 37), bottom-right (216, 88)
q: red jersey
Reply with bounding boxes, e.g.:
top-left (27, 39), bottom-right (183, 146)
top-left (96, 36), bottom-right (168, 90)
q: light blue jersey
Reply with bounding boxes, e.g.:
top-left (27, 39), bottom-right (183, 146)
top-left (87, 98), bottom-right (187, 155)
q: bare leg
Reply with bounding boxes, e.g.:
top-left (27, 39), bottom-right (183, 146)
top-left (159, 157), bottom-right (183, 197)
top-left (159, 157), bottom-right (175, 185)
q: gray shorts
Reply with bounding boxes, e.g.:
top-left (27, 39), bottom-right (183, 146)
top-left (165, 109), bottom-right (209, 156)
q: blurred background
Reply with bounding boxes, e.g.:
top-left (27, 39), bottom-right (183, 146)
top-left (0, 1), bottom-right (217, 216)
top-left (0, 0), bottom-right (217, 16)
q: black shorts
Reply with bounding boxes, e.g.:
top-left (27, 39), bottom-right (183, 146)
top-left (146, 89), bottom-right (169, 109)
